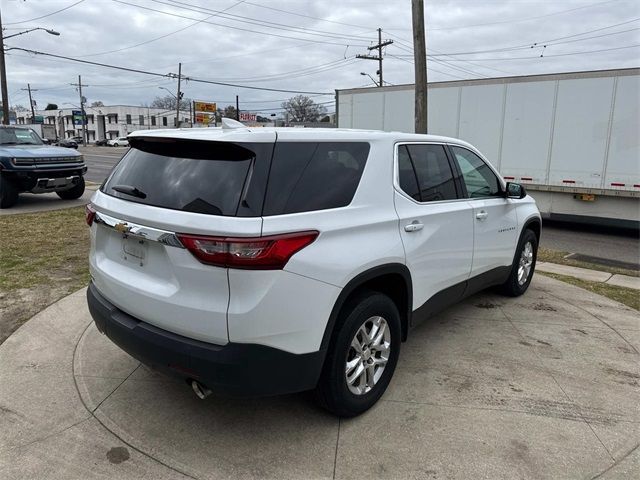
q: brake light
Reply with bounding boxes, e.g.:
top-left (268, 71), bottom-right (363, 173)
top-left (85, 203), bottom-right (96, 226)
top-left (177, 231), bottom-right (319, 269)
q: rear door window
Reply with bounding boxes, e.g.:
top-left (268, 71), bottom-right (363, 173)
top-left (263, 142), bottom-right (370, 215)
top-left (102, 139), bottom-right (273, 217)
top-left (397, 144), bottom-right (458, 202)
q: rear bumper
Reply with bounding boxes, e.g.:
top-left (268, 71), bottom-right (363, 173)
top-left (87, 282), bottom-right (326, 397)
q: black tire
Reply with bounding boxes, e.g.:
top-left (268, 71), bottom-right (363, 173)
top-left (315, 291), bottom-right (401, 417)
top-left (500, 229), bottom-right (538, 297)
top-left (113, 143), bottom-right (119, 147)
top-left (56, 177), bottom-right (85, 200)
top-left (0, 175), bottom-right (19, 208)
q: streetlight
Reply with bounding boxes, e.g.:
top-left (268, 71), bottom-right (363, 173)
top-left (3, 27), bottom-right (60, 40)
top-left (0, 10), bottom-right (62, 124)
top-left (158, 86), bottom-right (178, 100)
top-left (360, 72), bottom-right (379, 87)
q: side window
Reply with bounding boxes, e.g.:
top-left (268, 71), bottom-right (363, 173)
top-left (263, 142), bottom-right (370, 215)
top-left (397, 145), bottom-right (421, 201)
top-left (451, 146), bottom-right (501, 198)
top-left (397, 144), bottom-right (457, 202)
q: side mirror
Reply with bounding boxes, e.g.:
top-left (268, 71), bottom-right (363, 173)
top-left (505, 181), bottom-right (526, 199)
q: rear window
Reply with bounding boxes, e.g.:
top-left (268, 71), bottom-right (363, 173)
top-left (102, 139), bottom-right (273, 216)
top-left (263, 142), bottom-right (370, 215)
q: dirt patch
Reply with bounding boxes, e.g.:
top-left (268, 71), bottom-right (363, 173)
top-left (532, 302), bottom-right (556, 311)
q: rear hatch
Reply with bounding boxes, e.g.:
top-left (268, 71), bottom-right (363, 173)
top-left (89, 131), bottom-right (275, 345)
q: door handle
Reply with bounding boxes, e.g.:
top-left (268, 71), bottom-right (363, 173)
top-left (404, 221), bottom-right (424, 232)
top-left (475, 210), bottom-right (488, 221)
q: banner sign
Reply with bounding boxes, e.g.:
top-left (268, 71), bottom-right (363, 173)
top-left (239, 112), bottom-right (257, 122)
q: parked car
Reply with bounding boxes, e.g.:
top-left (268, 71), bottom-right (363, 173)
top-left (56, 138), bottom-right (78, 149)
top-left (86, 121), bottom-right (541, 416)
top-left (0, 126), bottom-right (86, 208)
top-left (95, 139), bottom-right (108, 146)
top-left (71, 136), bottom-right (84, 144)
top-left (107, 137), bottom-right (129, 147)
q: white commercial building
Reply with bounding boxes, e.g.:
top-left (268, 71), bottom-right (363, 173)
top-left (16, 105), bottom-right (191, 141)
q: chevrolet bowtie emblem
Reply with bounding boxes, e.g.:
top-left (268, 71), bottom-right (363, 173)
top-left (114, 222), bottom-right (131, 234)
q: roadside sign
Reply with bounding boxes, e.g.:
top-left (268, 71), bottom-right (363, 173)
top-left (194, 101), bottom-right (217, 113)
top-left (239, 112), bottom-right (256, 122)
top-left (72, 110), bottom-right (86, 126)
top-left (33, 115), bottom-right (44, 124)
top-left (195, 112), bottom-right (214, 125)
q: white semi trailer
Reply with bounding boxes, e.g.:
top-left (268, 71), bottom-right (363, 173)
top-left (336, 68), bottom-right (639, 229)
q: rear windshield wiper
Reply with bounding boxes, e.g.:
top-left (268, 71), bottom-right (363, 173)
top-left (112, 184), bottom-right (147, 199)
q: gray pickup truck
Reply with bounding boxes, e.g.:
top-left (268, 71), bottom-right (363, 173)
top-left (0, 126), bottom-right (87, 208)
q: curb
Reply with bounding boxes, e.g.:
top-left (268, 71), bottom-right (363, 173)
top-left (537, 261), bottom-right (640, 290)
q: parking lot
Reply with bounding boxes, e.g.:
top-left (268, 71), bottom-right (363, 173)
top-left (1, 274), bottom-right (637, 479)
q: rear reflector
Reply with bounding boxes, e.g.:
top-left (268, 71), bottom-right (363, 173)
top-left (611, 182), bottom-right (625, 187)
top-left (503, 176), bottom-right (515, 180)
top-left (177, 231), bottom-right (319, 270)
top-left (562, 180), bottom-right (576, 184)
top-left (521, 177), bottom-right (533, 181)
top-left (85, 204), bottom-right (96, 226)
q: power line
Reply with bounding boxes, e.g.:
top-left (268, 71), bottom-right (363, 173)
top-left (242, 1), bottom-right (368, 30)
top-left (112, 0), bottom-right (371, 47)
top-left (6, 46), bottom-right (333, 95)
top-left (4, 0), bottom-right (86, 25)
top-left (159, 0), bottom-right (374, 41)
top-left (77, 0), bottom-right (246, 58)
top-left (392, 17), bottom-right (640, 57)
top-left (388, 0), bottom-right (623, 32)
top-left (424, 44), bottom-right (640, 61)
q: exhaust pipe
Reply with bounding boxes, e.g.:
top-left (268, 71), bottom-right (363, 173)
top-left (191, 380), bottom-right (212, 400)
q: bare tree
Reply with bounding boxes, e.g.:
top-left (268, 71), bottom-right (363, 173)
top-left (91, 101), bottom-right (104, 107)
top-left (281, 95), bottom-right (326, 122)
top-left (150, 95), bottom-right (191, 111)
top-left (221, 105), bottom-right (237, 119)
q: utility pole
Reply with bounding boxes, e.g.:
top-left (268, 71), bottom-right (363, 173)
top-left (356, 28), bottom-right (393, 87)
top-left (21, 84), bottom-right (37, 121)
top-left (0, 9), bottom-right (10, 125)
top-left (235, 95), bottom-right (239, 121)
top-left (175, 62), bottom-right (182, 128)
top-left (412, 0), bottom-right (428, 133)
top-left (70, 76), bottom-right (88, 146)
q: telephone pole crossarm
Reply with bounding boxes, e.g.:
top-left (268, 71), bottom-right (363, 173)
top-left (357, 28), bottom-right (393, 87)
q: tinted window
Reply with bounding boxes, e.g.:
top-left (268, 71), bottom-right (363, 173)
top-left (103, 141), bottom-right (273, 216)
top-left (451, 146), bottom-right (501, 198)
top-left (263, 142), bottom-right (369, 215)
top-left (403, 144), bottom-right (457, 202)
top-left (397, 145), bottom-right (420, 201)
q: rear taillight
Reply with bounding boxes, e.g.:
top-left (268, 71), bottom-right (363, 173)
top-left (85, 203), bottom-right (96, 226)
top-left (177, 231), bottom-right (319, 270)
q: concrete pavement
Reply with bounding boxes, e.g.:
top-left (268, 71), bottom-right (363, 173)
top-left (1, 275), bottom-right (638, 479)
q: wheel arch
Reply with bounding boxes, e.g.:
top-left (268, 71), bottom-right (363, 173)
top-left (320, 263), bottom-right (413, 352)
top-left (523, 215), bottom-right (541, 242)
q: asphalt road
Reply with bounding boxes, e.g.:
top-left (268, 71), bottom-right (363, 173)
top-left (80, 146), bottom-right (639, 267)
top-left (81, 146), bottom-right (126, 184)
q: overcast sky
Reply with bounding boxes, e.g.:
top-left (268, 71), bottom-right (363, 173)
top-left (3, 0), bottom-right (639, 115)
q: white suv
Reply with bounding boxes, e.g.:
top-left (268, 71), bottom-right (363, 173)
top-left (86, 122), bottom-right (541, 417)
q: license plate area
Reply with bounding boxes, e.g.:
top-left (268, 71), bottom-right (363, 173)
top-left (122, 235), bottom-right (147, 266)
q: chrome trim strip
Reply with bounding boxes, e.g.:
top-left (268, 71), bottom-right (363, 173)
top-left (93, 211), bottom-right (185, 248)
